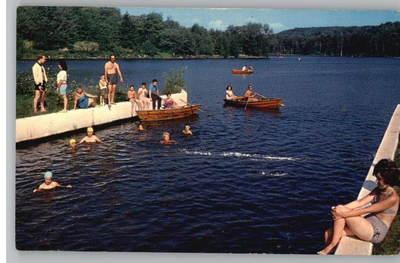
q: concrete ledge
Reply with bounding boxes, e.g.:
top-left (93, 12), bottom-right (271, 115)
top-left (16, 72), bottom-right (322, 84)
top-left (16, 89), bottom-right (188, 143)
top-left (335, 237), bottom-right (373, 256)
top-left (335, 104), bottom-right (400, 255)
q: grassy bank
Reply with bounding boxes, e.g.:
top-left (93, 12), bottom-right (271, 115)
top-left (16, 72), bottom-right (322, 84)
top-left (372, 141), bottom-right (400, 255)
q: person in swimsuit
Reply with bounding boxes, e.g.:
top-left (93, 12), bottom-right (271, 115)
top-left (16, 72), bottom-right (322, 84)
top-left (182, 124), bottom-right (193, 136)
top-left (163, 93), bottom-right (177, 109)
top-left (160, 132), bottom-right (177, 145)
top-left (137, 122), bottom-right (144, 131)
top-left (33, 171), bottom-right (72, 193)
top-left (138, 82), bottom-right (151, 110)
top-left (127, 84), bottom-right (142, 112)
top-left (225, 85), bottom-right (240, 101)
top-left (74, 86), bottom-right (97, 109)
top-left (98, 75), bottom-right (108, 106)
top-left (79, 127), bottom-right (102, 144)
top-left (104, 55), bottom-right (124, 105)
top-left (318, 159), bottom-right (399, 255)
top-left (243, 84), bottom-right (258, 102)
top-left (56, 60), bottom-right (69, 112)
top-left (32, 55), bottom-right (48, 113)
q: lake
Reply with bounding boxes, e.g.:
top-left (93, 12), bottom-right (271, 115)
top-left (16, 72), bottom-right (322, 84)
top-left (15, 57), bottom-right (400, 253)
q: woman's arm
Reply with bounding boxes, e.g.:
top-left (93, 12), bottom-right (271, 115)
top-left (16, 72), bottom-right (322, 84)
top-left (338, 193), bottom-right (397, 218)
top-left (343, 193), bottom-right (375, 209)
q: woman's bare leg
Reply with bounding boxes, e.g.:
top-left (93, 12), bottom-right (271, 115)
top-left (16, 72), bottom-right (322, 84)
top-left (318, 217), bottom-right (346, 254)
top-left (344, 217), bottom-right (374, 241)
top-left (63, 95), bottom-right (68, 111)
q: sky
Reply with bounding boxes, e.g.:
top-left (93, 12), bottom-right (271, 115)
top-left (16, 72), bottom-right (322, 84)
top-left (120, 7), bottom-right (400, 33)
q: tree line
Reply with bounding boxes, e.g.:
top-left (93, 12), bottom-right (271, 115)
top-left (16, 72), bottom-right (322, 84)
top-left (17, 6), bottom-right (400, 59)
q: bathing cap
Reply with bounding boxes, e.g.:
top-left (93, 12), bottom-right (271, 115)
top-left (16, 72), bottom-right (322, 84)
top-left (44, 171), bottom-right (53, 180)
top-left (87, 127), bottom-right (94, 132)
top-left (69, 139), bottom-right (76, 145)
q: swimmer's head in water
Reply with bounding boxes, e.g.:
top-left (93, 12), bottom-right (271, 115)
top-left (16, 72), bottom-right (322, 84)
top-left (184, 124), bottom-right (191, 130)
top-left (162, 132), bottom-right (170, 141)
top-left (87, 127), bottom-right (94, 136)
top-left (69, 138), bottom-right (77, 146)
top-left (44, 171), bottom-right (53, 183)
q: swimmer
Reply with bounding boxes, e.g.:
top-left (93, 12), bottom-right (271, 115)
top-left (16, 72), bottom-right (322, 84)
top-left (137, 122), bottom-right (144, 131)
top-left (182, 124), bottom-right (193, 136)
top-left (79, 127), bottom-right (102, 144)
top-left (69, 138), bottom-right (77, 148)
top-left (160, 132), bottom-right (177, 145)
top-left (33, 171), bottom-right (72, 193)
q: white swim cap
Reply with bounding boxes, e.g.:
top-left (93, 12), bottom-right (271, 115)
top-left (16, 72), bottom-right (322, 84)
top-left (44, 171), bottom-right (53, 180)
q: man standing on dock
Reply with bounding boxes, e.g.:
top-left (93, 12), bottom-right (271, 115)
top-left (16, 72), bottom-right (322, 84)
top-left (149, 79), bottom-right (162, 110)
top-left (104, 55), bottom-right (124, 105)
top-left (32, 55), bottom-right (48, 113)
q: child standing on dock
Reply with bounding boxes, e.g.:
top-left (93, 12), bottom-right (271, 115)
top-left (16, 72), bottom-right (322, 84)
top-left (98, 75), bottom-right (108, 106)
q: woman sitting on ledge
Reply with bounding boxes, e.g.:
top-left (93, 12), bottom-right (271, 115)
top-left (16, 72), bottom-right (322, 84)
top-left (318, 159), bottom-right (399, 255)
top-left (74, 86), bottom-right (97, 109)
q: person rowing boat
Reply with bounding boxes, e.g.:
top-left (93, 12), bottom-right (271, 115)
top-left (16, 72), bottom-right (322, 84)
top-left (243, 84), bottom-right (258, 102)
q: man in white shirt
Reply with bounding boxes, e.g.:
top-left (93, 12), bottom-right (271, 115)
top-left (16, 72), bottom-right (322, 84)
top-left (32, 55), bottom-right (48, 113)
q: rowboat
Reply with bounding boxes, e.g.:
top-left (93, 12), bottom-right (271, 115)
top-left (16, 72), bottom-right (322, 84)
top-left (224, 98), bottom-right (284, 110)
top-left (137, 104), bottom-right (201, 122)
top-left (232, 69), bottom-right (254, 75)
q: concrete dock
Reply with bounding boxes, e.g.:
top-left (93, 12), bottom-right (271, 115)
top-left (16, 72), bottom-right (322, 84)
top-left (335, 104), bottom-right (400, 255)
top-left (16, 89), bottom-right (188, 143)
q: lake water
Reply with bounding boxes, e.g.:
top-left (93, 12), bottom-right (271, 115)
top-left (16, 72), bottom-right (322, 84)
top-left (16, 57), bottom-right (400, 253)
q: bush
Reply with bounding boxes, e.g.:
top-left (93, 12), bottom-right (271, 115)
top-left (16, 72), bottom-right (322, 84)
top-left (73, 41), bottom-right (100, 52)
top-left (162, 69), bottom-right (185, 94)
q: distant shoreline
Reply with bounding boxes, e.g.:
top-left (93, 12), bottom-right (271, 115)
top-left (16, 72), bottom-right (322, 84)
top-left (17, 54), bottom-right (400, 61)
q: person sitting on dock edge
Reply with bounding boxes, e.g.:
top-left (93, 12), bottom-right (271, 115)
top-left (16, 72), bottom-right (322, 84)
top-left (149, 79), bottom-right (162, 110)
top-left (138, 82), bottom-right (152, 110)
top-left (128, 84), bottom-right (142, 112)
top-left (79, 127), bottom-right (102, 144)
top-left (74, 86), bottom-right (97, 110)
top-left (318, 159), bottom-right (399, 255)
top-left (33, 171), bottom-right (72, 193)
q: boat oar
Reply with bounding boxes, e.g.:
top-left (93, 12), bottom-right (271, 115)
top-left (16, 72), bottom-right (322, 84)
top-left (244, 97), bottom-right (250, 111)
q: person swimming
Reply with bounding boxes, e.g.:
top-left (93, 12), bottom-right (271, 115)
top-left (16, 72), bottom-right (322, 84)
top-left (160, 132), bottom-right (177, 145)
top-left (137, 122), bottom-right (144, 131)
top-left (182, 124), bottom-right (193, 136)
top-left (33, 171), bottom-right (72, 193)
top-left (79, 127), bottom-right (102, 144)
top-left (69, 138), bottom-right (77, 148)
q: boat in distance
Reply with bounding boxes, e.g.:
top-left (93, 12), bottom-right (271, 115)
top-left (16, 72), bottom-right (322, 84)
top-left (231, 69), bottom-right (254, 75)
top-left (224, 98), bottom-right (284, 110)
top-left (137, 104), bottom-right (201, 121)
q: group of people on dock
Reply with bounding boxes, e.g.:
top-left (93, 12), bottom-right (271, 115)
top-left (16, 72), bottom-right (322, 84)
top-left (31, 54), bottom-right (179, 114)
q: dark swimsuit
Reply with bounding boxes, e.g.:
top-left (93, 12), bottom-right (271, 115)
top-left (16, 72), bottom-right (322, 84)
top-left (107, 74), bottom-right (118, 85)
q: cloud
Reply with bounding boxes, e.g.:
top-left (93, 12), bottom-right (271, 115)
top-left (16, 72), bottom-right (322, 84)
top-left (208, 19), bottom-right (225, 29)
top-left (269, 22), bottom-right (287, 32)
